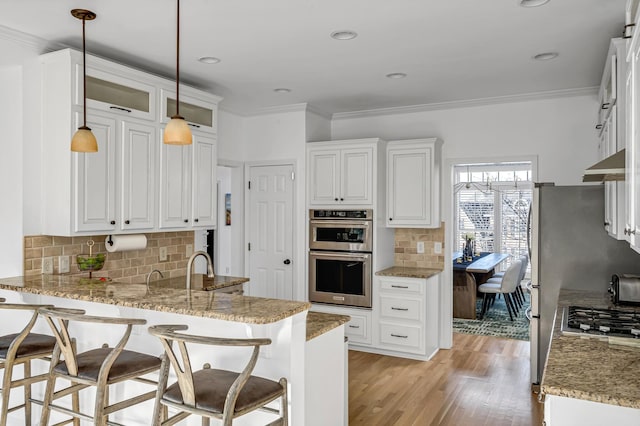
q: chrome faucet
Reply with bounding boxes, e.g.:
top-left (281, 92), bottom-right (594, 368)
top-left (186, 251), bottom-right (214, 291)
top-left (146, 269), bottom-right (164, 288)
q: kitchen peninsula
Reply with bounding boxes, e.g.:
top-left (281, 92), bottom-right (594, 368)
top-left (0, 275), bottom-right (349, 426)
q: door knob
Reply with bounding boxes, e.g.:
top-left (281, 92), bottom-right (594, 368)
top-left (283, 259), bottom-right (291, 265)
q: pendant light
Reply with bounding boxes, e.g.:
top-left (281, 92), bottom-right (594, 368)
top-left (70, 9), bottom-right (98, 153)
top-left (164, 0), bottom-right (192, 145)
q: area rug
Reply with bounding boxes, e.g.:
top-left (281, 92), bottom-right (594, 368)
top-left (453, 292), bottom-right (530, 341)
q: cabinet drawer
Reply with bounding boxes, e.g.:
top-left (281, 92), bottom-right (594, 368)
top-left (380, 296), bottom-right (422, 321)
top-left (379, 322), bottom-right (422, 351)
top-left (345, 314), bottom-right (368, 341)
top-left (379, 277), bottom-right (424, 294)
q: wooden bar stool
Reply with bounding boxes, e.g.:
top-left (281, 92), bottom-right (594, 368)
top-left (0, 303), bottom-right (56, 426)
top-left (149, 324), bottom-right (288, 426)
top-left (38, 307), bottom-right (165, 426)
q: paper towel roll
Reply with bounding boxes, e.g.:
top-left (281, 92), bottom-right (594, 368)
top-left (105, 234), bottom-right (147, 252)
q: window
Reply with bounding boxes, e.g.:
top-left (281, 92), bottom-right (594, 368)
top-left (454, 162), bottom-right (532, 273)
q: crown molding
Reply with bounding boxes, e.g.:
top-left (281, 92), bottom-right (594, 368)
top-left (332, 86), bottom-right (599, 120)
top-left (0, 24), bottom-right (66, 54)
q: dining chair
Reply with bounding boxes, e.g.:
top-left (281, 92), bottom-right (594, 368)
top-left (38, 307), bottom-right (165, 426)
top-left (149, 324), bottom-right (288, 426)
top-left (488, 254), bottom-right (529, 308)
top-left (478, 259), bottom-right (522, 321)
top-left (0, 303), bottom-right (56, 426)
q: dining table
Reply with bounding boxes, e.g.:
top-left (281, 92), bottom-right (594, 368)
top-left (452, 251), bottom-right (509, 319)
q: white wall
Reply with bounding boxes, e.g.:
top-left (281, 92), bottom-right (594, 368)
top-left (218, 109), bottom-right (246, 162)
top-left (331, 93), bottom-right (600, 348)
top-left (0, 66), bottom-right (24, 278)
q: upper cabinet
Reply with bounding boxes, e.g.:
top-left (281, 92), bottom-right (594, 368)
top-left (40, 48), bottom-right (221, 236)
top-left (386, 139), bottom-right (442, 228)
top-left (307, 138), bottom-right (384, 207)
top-left (627, 5), bottom-right (640, 253)
top-left (597, 39), bottom-right (627, 240)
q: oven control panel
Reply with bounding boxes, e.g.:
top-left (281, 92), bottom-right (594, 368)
top-left (310, 209), bottom-right (372, 220)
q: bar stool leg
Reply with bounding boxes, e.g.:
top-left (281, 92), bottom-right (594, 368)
top-left (72, 386), bottom-right (80, 426)
top-left (1, 358), bottom-right (15, 426)
top-left (23, 360), bottom-right (31, 426)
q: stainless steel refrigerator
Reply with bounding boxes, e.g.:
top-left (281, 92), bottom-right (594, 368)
top-left (529, 184), bottom-right (640, 387)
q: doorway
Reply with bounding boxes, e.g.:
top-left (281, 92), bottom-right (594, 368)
top-left (245, 163), bottom-right (295, 299)
top-left (450, 160), bottom-right (534, 341)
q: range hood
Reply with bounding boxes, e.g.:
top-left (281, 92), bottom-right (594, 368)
top-left (582, 149), bottom-right (625, 182)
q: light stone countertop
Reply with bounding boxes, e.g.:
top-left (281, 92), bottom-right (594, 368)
top-left (376, 266), bottom-right (443, 279)
top-left (0, 275), bottom-right (310, 325)
top-left (540, 289), bottom-right (640, 409)
top-left (306, 311), bottom-right (350, 341)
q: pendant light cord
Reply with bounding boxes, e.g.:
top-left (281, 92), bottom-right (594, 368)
top-left (175, 0), bottom-right (181, 118)
top-left (82, 15), bottom-right (88, 128)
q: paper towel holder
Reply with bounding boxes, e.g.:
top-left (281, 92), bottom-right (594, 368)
top-left (107, 235), bottom-right (114, 246)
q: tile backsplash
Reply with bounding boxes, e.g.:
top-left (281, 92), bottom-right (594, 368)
top-left (394, 224), bottom-right (445, 269)
top-left (24, 232), bottom-right (195, 283)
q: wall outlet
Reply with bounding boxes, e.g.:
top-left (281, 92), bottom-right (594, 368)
top-left (58, 255), bottom-right (70, 273)
top-left (42, 257), bottom-right (54, 275)
top-left (417, 241), bottom-right (425, 254)
top-left (186, 244), bottom-right (193, 258)
top-left (434, 241), bottom-right (443, 255)
top-left (159, 247), bottom-right (168, 262)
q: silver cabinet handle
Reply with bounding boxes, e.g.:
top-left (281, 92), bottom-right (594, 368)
top-left (390, 333), bottom-right (408, 339)
top-left (348, 325), bottom-right (360, 329)
top-left (391, 307), bottom-right (409, 311)
top-left (391, 285), bottom-right (409, 289)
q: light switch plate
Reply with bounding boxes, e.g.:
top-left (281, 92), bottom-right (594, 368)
top-left (58, 255), bottom-right (70, 273)
top-left (159, 247), bottom-right (168, 262)
top-left (434, 241), bottom-right (443, 254)
top-left (186, 244), bottom-right (193, 258)
top-left (43, 257), bottom-right (54, 275)
top-left (417, 241), bottom-right (425, 254)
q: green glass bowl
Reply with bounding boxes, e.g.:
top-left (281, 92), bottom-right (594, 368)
top-left (76, 253), bottom-right (106, 271)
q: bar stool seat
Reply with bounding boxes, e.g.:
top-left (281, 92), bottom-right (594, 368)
top-left (149, 324), bottom-right (288, 426)
top-left (0, 303), bottom-right (56, 426)
top-left (39, 307), bottom-right (165, 426)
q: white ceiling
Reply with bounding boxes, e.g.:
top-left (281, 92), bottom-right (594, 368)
top-left (0, 0), bottom-right (628, 115)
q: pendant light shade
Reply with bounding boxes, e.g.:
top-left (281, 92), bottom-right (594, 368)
top-left (71, 9), bottom-right (98, 153)
top-left (164, 0), bottom-right (192, 145)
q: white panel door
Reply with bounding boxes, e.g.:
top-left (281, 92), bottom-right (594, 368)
top-left (248, 164), bottom-right (294, 299)
top-left (121, 120), bottom-right (156, 231)
top-left (74, 112), bottom-right (117, 233)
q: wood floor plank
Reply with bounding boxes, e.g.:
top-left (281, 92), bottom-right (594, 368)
top-left (349, 333), bottom-right (543, 426)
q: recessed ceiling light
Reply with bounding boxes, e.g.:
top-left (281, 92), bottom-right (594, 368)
top-left (198, 56), bottom-right (221, 64)
top-left (330, 30), bottom-right (358, 40)
top-left (533, 52), bottom-right (559, 61)
top-left (519, 0), bottom-right (550, 7)
top-left (386, 72), bottom-right (407, 79)
top-left (274, 88), bottom-right (291, 93)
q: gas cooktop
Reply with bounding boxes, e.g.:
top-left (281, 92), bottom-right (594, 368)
top-left (561, 305), bottom-right (640, 339)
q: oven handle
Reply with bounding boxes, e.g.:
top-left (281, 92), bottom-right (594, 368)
top-left (309, 251), bottom-right (371, 260)
top-left (309, 220), bottom-right (371, 227)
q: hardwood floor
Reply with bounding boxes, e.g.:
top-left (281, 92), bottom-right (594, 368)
top-left (348, 333), bottom-right (543, 426)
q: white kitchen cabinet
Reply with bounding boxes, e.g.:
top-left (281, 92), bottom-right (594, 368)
top-left (626, 13), bottom-right (640, 252)
top-left (386, 138), bottom-right (442, 228)
top-left (375, 275), bottom-right (439, 360)
top-left (155, 131), bottom-right (218, 230)
top-left (307, 139), bottom-right (382, 207)
top-left (159, 133), bottom-right (217, 229)
top-left (595, 39), bottom-right (627, 241)
top-left (40, 48), bottom-right (221, 236)
top-left (544, 395), bottom-right (640, 426)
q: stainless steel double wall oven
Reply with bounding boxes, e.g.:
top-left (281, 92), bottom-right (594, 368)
top-left (308, 209), bottom-right (373, 308)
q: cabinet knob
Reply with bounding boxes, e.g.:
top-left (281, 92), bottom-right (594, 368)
top-left (124, 220), bottom-right (130, 225)
top-left (184, 219), bottom-right (189, 223)
top-left (194, 218), bottom-right (199, 223)
top-left (283, 259), bottom-right (291, 265)
top-left (604, 221), bottom-right (610, 226)
top-left (334, 198), bottom-right (339, 201)
top-left (624, 228), bottom-right (629, 235)
top-left (389, 217), bottom-right (393, 221)
top-left (110, 220), bottom-right (116, 225)
top-left (631, 229), bottom-right (637, 235)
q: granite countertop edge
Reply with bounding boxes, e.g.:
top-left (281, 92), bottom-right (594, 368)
top-left (376, 266), bottom-right (443, 279)
top-left (540, 289), bottom-right (640, 409)
top-left (306, 311), bottom-right (351, 341)
top-left (0, 276), bottom-right (310, 325)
